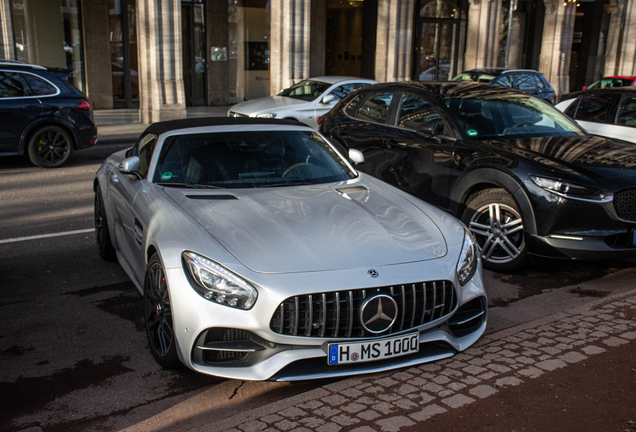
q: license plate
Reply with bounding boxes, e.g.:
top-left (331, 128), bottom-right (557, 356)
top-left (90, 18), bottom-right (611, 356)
top-left (327, 332), bottom-right (419, 365)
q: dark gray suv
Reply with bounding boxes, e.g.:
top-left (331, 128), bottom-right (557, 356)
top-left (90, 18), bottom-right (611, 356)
top-left (452, 68), bottom-right (556, 104)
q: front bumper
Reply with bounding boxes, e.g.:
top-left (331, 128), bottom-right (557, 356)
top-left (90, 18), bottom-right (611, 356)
top-left (164, 260), bottom-right (487, 381)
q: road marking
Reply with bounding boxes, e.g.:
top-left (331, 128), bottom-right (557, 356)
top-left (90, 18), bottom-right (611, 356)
top-left (0, 228), bottom-right (94, 244)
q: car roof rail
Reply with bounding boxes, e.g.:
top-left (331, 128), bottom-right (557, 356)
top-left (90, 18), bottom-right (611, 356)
top-left (501, 69), bottom-right (539, 74)
top-left (0, 60), bottom-right (46, 70)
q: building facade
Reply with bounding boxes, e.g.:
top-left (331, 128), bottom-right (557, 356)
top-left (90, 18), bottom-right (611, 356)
top-left (1, 0), bottom-right (635, 122)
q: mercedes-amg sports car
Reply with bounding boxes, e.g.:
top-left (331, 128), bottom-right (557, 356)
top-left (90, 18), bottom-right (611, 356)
top-left (94, 117), bottom-right (487, 381)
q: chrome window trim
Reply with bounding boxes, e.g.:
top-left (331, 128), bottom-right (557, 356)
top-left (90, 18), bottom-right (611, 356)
top-left (0, 69), bottom-right (61, 99)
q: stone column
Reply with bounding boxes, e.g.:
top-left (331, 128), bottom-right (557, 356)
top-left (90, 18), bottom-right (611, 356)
top-left (0, 0), bottom-right (14, 60)
top-left (604, 0), bottom-right (624, 76)
top-left (81, 0), bottom-right (113, 109)
top-left (616, 0), bottom-right (636, 75)
top-left (464, 0), bottom-right (502, 69)
top-left (137, 0), bottom-right (186, 124)
top-left (375, 0), bottom-right (414, 82)
top-left (270, 0), bottom-right (311, 94)
top-left (538, 0), bottom-right (575, 97)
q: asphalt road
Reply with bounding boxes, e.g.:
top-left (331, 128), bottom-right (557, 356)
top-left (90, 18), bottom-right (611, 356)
top-left (1, 144), bottom-right (635, 432)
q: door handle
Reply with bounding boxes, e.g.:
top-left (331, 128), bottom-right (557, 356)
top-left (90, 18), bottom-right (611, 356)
top-left (387, 139), bottom-right (408, 148)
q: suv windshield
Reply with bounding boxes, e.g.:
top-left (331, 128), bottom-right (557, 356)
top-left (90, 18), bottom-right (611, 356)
top-left (154, 131), bottom-right (356, 188)
top-left (587, 78), bottom-right (635, 90)
top-left (278, 80), bottom-right (331, 101)
top-left (444, 94), bottom-right (583, 139)
top-left (451, 72), bottom-right (498, 83)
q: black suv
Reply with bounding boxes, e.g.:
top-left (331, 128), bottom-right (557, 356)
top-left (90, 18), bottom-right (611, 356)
top-left (0, 62), bottom-right (97, 167)
top-left (452, 68), bottom-right (556, 104)
top-left (320, 82), bottom-right (636, 272)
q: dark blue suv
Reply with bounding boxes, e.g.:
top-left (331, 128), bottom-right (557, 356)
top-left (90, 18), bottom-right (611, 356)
top-left (0, 62), bottom-right (97, 167)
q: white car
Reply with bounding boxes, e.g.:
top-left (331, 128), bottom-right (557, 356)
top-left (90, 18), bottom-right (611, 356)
top-left (94, 117), bottom-right (487, 381)
top-left (228, 76), bottom-right (376, 130)
top-left (556, 87), bottom-right (636, 144)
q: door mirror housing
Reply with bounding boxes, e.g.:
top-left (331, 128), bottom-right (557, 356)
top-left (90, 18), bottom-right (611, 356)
top-left (348, 149), bottom-right (365, 167)
top-left (416, 121), bottom-right (438, 137)
top-left (321, 94), bottom-right (336, 105)
top-left (119, 156), bottom-right (141, 178)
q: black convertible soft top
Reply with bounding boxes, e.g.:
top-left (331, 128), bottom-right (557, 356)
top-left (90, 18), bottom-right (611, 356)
top-left (142, 117), bottom-right (303, 136)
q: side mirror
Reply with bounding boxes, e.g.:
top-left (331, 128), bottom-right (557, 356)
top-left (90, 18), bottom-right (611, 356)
top-left (119, 156), bottom-right (141, 178)
top-left (348, 149), bottom-right (365, 167)
top-left (416, 121), bottom-right (437, 137)
top-left (321, 94), bottom-right (336, 105)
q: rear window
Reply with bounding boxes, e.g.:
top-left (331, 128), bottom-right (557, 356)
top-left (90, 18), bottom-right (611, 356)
top-left (23, 74), bottom-right (58, 96)
top-left (574, 94), bottom-right (618, 123)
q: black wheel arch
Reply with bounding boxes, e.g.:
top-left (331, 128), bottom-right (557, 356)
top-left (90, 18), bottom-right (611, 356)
top-left (19, 118), bottom-right (79, 154)
top-left (450, 168), bottom-right (537, 236)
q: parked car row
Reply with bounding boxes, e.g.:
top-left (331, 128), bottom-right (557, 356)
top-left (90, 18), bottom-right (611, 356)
top-left (0, 61), bottom-right (97, 167)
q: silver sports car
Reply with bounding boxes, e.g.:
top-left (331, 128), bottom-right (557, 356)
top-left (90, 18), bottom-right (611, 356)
top-left (94, 118), bottom-right (487, 381)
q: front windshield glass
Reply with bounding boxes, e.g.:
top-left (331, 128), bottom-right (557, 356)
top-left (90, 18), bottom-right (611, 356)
top-left (153, 131), bottom-right (356, 188)
top-left (278, 80), bottom-right (331, 101)
top-left (444, 94), bottom-right (584, 139)
top-left (451, 72), bottom-right (497, 83)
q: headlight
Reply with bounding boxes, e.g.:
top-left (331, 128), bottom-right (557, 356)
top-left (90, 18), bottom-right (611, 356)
top-left (456, 231), bottom-right (477, 286)
top-left (256, 113), bottom-right (277, 118)
top-left (530, 176), bottom-right (611, 202)
top-left (182, 251), bottom-right (257, 309)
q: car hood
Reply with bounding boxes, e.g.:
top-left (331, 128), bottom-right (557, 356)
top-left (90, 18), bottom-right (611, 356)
top-left (163, 182), bottom-right (447, 274)
top-left (230, 96), bottom-right (310, 115)
top-left (481, 135), bottom-right (636, 187)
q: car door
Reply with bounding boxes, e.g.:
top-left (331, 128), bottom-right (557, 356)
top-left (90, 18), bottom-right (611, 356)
top-left (571, 92), bottom-right (620, 138)
top-left (109, 134), bottom-right (157, 283)
top-left (382, 91), bottom-right (458, 209)
top-left (611, 93), bottom-right (636, 143)
top-left (333, 90), bottom-right (397, 179)
top-left (311, 83), bottom-right (370, 129)
top-left (0, 71), bottom-right (42, 151)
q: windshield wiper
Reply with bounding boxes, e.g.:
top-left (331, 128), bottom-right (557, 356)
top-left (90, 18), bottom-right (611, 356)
top-left (157, 182), bottom-right (223, 189)
top-left (255, 181), bottom-right (294, 188)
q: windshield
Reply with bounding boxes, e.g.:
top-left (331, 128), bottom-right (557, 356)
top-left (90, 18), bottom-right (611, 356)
top-left (153, 131), bottom-right (356, 188)
top-left (451, 72), bottom-right (498, 83)
top-left (278, 80), bottom-right (331, 101)
top-left (587, 78), bottom-right (635, 90)
top-left (444, 94), bottom-right (584, 139)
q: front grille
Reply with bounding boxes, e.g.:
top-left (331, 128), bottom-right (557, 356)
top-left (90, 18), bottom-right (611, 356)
top-left (228, 111), bottom-right (248, 118)
top-left (270, 281), bottom-right (456, 338)
top-left (614, 189), bottom-right (636, 221)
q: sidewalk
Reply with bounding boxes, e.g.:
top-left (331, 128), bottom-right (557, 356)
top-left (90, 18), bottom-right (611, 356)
top-left (185, 290), bottom-right (636, 432)
top-left (94, 106), bottom-right (232, 144)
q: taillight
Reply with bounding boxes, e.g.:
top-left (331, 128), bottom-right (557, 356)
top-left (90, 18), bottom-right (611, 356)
top-left (75, 99), bottom-right (92, 111)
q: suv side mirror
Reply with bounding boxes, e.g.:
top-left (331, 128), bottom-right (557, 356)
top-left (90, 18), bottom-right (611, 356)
top-left (321, 94), bottom-right (336, 105)
top-left (119, 156), bottom-right (141, 178)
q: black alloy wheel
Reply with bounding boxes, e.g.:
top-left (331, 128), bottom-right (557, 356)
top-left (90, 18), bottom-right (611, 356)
top-left (27, 125), bottom-right (74, 168)
top-left (462, 188), bottom-right (528, 272)
top-left (144, 254), bottom-right (182, 369)
top-left (94, 187), bottom-right (116, 261)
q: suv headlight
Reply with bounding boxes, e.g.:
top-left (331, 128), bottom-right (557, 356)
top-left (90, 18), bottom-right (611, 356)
top-left (182, 251), bottom-right (257, 309)
top-left (456, 231), bottom-right (477, 286)
top-left (530, 176), bottom-right (611, 202)
top-left (256, 113), bottom-right (277, 118)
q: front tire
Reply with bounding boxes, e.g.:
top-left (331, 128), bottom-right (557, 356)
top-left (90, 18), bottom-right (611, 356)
top-left (461, 188), bottom-right (528, 272)
top-left (27, 125), bottom-right (74, 168)
top-left (144, 254), bottom-right (182, 369)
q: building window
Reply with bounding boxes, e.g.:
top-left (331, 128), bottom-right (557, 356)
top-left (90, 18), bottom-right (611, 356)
top-left (10, 0), bottom-right (84, 92)
top-left (228, 0), bottom-right (270, 103)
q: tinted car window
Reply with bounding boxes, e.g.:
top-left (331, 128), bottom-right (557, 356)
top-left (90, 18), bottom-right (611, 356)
top-left (279, 80), bottom-right (331, 101)
top-left (355, 92), bottom-right (393, 124)
top-left (564, 98), bottom-right (580, 118)
top-left (328, 83), bottom-right (368, 102)
top-left (0, 71), bottom-right (28, 97)
top-left (575, 94), bottom-right (617, 123)
top-left (616, 95), bottom-right (636, 127)
top-left (494, 75), bottom-right (514, 88)
top-left (515, 74), bottom-right (538, 91)
top-left (344, 94), bottom-right (364, 117)
top-left (23, 74), bottom-right (57, 96)
top-left (397, 93), bottom-right (444, 133)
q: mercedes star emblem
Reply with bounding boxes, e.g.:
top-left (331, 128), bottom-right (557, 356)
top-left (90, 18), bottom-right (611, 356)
top-left (359, 294), bottom-right (398, 333)
top-left (367, 269), bottom-right (379, 278)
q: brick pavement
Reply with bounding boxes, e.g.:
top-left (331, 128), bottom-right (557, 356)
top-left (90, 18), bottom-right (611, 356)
top-left (194, 290), bottom-right (636, 432)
